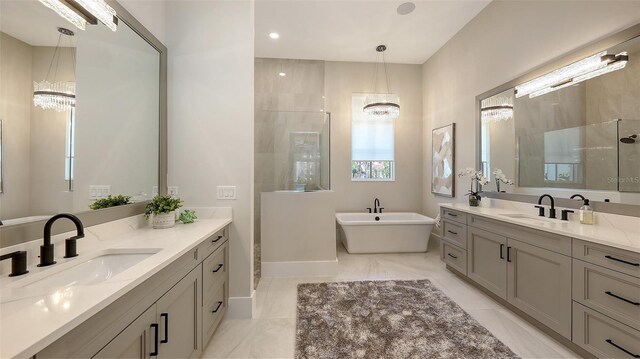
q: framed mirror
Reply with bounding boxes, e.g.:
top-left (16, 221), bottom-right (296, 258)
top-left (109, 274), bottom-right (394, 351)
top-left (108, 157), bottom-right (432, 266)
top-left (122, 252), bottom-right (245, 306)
top-left (477, 23), bottom-right (640, 206)
top-left (0, 0), bottom-right (167, 246)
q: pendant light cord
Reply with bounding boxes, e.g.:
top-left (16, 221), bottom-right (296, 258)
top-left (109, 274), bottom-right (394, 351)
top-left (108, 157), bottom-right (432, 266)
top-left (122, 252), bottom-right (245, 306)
top-left (369, 47), bottom-right (392, 94)
top-left (45, 33), bottom-right (63, 82)
top-left (44, 32), bottom-right (76, 83)
top-left (383, 51), bottom-right (391, 94)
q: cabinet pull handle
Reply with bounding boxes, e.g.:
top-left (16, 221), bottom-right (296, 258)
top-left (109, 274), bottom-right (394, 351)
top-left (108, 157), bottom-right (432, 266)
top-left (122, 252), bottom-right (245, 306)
top-left (500, 244), bottom-right (505, 260)
top-left (507, 246), bottom-right (512, 262)
top-left (160, 313), bottom-right (169, 343)
top-left (605, 339), bottom-right (640, 358)
top-left (447, 230), bottom-right (458, 235)
top-left (212, 264), bottom-right (224, 273)
top-left (150, 323), bottom-right (159, 356)
top-left (447, 253), bottom-right (458, 259)
top-left (212, 301), bottom-right (223, 313)
top-left (212, 235), bottom-right (223, 243)
top-left (605, 255), bottom-right (639, 267)
top-left (605, 291), bottom-right (640, 306)
top-left (448, 212), bottom-right (458, 217)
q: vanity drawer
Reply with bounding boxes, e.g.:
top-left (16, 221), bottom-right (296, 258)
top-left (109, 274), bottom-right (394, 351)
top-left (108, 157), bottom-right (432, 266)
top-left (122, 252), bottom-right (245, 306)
top-left (441, 208), bottom-right (467, 225)
top-left (442, 220), bottom-right (467, 248)
top-left (197, 227), bottom-right (228, 260)
top-left (203, 242), bottom-right (228, 298)
top-left (573, 259), bottom-right (640, 330)
top-left (573, 301), bottom-right (640, 359)
top-left (441, 241), bottom-right (467, 275)
top-left (573, 239), bottom-right (640, 278)
top-left (203, 281), bottom-right (227, 345)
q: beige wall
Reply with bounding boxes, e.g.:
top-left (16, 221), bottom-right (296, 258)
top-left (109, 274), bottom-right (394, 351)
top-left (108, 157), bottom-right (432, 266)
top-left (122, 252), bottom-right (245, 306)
top-left (0, 33), bottom-right (32, 219)
top-left (422, 0), bottom-right (640, 217)
top-left (165, 0), bottom-right (255, 315)
top-left (325, 61), bottom-right (423, 213)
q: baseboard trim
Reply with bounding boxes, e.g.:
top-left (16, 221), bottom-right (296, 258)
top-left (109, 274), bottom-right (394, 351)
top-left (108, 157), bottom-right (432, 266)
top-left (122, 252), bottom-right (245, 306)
top-left (446, 265), bottom-right (595, 359)
top-left (227, 290), bottom-right (256, 319)
top-left (262, 258), bottom-right (339, 278)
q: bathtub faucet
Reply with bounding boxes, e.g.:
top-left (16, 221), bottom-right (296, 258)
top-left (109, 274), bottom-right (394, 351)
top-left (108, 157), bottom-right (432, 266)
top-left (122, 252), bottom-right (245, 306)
top-left (367, 198), bottom-right (384, 214)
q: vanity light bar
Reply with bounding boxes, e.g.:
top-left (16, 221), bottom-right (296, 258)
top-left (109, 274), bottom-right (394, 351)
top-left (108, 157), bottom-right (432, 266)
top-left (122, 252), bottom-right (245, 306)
top-left (38, 0), bottom-right (87, 31)
top-left (38, 0), bottom-right (117, 32)
top-left (515, 52), bottom-right (628, 98)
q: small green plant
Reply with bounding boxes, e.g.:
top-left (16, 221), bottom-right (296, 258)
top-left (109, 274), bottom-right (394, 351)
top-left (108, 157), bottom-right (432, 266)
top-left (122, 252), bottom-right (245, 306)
top-left (145, 195), bottom-right (183, 219)
top-left (179, 209), bottom-right (197, 224)
top-left (90, 195), bottom-right (132, 210)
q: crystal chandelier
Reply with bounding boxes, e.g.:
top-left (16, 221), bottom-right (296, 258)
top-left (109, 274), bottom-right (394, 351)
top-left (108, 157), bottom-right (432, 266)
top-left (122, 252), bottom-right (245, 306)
top-left (481, 94), bottom-right (513, 124)
top-left (364, 45), bottom-right (400, 121)
top-left (33, 28), bottom-right (76, 112)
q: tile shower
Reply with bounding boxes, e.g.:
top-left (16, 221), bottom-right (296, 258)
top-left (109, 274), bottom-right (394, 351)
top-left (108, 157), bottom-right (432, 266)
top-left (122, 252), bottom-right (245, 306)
top-left (254, 58), bottom-right (330, 286)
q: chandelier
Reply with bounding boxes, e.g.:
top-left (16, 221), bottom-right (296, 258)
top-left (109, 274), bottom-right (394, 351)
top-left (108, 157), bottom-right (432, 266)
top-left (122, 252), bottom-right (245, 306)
top-left (33, 28), bottom-right (76, 112)
top-left (364, 45), bottom-right (400, 121)
top-left (481, 94), bottom-right (513, 124)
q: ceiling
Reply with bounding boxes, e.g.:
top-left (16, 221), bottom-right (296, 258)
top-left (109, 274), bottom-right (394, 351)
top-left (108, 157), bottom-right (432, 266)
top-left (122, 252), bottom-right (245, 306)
top-left (0, 0), bottom-right (75, 46)
top-left (255, 0), bottom-right (491, 65)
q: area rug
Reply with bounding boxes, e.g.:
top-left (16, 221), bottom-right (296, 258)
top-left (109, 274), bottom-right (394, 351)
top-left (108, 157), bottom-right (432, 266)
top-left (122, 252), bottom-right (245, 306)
top-left (295, 279), bottom-right (518, 359)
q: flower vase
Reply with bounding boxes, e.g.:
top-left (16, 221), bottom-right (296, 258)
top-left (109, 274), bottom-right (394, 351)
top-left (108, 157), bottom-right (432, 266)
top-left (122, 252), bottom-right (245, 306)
top-left (153, 213), bottom-right (176, 229)
top-left (468, 194), bottom-right (480, 207)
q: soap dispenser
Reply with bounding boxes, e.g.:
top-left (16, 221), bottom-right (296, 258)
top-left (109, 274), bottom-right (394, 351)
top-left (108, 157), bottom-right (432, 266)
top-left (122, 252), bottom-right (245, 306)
top-left (579, 199), bottom-right (594, 225)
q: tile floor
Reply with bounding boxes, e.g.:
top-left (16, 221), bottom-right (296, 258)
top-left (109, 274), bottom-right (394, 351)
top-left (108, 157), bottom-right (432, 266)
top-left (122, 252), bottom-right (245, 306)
top-left (202, 242), bottom-right (579, 359)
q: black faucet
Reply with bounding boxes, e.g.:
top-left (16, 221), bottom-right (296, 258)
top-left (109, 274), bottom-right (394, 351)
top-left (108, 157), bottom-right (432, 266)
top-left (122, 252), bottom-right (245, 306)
top-left (39, 213), bottom-right (85, 267)
top-left (367, 198), bottom-right (384, 213)
top-left (0, 251), bottom-right (29, 276)
top-left (570, 194), bottom-right (586, 203)
top-left (536, 194), bottom-right (556, 219)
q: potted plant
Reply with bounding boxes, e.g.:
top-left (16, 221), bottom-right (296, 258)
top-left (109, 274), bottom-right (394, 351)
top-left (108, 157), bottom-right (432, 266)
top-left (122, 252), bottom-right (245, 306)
top-left (89, 194), bottom-right (132, 210)
top-left (145, 195), bottom-right (183, 229)
top-left (458, 168), bottom-right (489, 207)
top-left (493, 168), bottom-right (514, 193)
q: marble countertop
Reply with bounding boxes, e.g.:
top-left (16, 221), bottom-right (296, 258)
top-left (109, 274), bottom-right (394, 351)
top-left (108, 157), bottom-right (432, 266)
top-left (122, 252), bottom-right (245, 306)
top-left (0, 217), bottom-right (231, 359)
top-left (440, 203), bottom-right (640, 254)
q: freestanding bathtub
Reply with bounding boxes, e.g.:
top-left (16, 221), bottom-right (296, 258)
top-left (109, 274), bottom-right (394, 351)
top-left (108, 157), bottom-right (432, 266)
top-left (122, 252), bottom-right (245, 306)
top-left (335, 212), bottom-right (436, 254)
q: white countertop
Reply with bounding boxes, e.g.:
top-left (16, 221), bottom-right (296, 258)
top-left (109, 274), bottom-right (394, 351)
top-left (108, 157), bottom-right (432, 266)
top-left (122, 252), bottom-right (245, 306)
top-left (0, 217), bottom-right (231, 359)
top-left (440, 202), bottom-right (640, 254)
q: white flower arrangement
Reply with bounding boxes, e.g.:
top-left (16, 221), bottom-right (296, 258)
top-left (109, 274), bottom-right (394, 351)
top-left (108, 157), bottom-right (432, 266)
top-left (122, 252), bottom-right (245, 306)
top-left (493, 169), bottom-right (514, 185)
top-left (457, 167), bottom-right (488, 197)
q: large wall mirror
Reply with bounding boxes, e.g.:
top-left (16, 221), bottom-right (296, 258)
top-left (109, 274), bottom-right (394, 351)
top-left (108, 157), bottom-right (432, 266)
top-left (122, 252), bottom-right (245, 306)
top-left (0, 0), bottom-right (167, 241)
top-left (478, 24), bottom-right (640, 206)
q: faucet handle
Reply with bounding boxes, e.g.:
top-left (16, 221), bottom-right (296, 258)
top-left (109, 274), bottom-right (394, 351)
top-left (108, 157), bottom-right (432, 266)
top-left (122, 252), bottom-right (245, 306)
top-left (0, 251), bottom-right (29, 277)
top-left (534, 205), bottom-right (545, 217)
top-left (366, 208), bottom-right (372, 213)
top-left (379, 208), bottom-right (384, 213)
top-left (561, 209), bottom-right (574, 221)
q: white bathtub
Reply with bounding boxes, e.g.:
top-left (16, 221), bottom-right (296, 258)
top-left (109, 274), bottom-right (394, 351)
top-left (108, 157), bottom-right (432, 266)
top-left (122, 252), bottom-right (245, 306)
top-left (336, 212), bottom-right (436, 254)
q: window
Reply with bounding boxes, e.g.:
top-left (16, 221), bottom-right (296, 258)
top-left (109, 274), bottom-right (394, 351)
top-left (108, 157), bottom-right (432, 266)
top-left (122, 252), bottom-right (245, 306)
top-left (65, 107), bottom-right (76, 191)
top-left (351, 94), bottom-right (395, 181)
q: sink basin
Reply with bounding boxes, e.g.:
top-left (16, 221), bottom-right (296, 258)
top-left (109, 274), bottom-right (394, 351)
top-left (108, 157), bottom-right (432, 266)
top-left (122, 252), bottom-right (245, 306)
top-left (500, 213), bottom-right (554, 222)
top-left (14, 248), bottom-right (160, 290)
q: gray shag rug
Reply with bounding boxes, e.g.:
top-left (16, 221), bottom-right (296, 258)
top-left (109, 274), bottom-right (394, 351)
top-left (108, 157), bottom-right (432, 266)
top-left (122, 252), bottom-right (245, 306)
top-left (296, 279), bottom-right (518, 359)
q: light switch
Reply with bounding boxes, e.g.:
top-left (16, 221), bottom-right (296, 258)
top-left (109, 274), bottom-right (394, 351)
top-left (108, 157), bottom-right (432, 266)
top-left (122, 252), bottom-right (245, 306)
top-left (89, 185), bottom-right (111, 200)
top-left (217, 186), bottom-right (236, 200)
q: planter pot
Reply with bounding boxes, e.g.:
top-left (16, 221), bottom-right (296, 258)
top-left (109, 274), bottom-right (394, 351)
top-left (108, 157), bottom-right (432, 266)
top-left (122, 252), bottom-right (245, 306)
top-left (468, 195), bottom-right (480, 207)
top-left (153, 213), bottom-right (176, 229)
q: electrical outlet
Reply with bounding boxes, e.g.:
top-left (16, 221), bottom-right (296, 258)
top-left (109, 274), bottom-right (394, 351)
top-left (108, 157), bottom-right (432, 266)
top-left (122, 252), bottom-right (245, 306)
top-left (168, 186), bottom-right (179, 196)
top-left (89, 185), bottom-right (111, 200)
top-left (216, 186), bottom-right (236, 200)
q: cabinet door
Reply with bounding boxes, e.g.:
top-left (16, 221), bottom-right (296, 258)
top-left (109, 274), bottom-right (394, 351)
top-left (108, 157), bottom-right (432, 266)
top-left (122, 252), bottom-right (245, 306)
top-left (467, 227), bottom-right (507, 299)
top-left (507, 238), bottom-right (572, 339)
top-left (93, 305), bottom-right (156, 359)
top-left (156, 266), bottom-right (203, 359)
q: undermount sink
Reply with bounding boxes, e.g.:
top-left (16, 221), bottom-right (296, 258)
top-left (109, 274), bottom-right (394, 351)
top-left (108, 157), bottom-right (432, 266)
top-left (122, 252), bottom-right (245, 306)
top-left (500, 213), bottom-right (554, 222)
top-left (13, 248), bottom-right (160, 290)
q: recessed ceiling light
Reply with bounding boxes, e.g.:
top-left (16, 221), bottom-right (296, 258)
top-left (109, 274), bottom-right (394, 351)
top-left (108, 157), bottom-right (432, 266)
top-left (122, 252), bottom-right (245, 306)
top-left (279, 72), bottom-right (286, 77)
top-left (269, 32), bottom-right (280, 39)
top-left (397, 2), bottom-right (416, 15)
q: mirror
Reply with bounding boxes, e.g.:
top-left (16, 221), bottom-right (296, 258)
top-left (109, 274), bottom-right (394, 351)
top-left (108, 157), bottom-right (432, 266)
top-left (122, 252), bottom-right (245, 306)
top-left (480, 33), bottom-right (640, 202)
top-left (0, 1), bottom-right (161, 227)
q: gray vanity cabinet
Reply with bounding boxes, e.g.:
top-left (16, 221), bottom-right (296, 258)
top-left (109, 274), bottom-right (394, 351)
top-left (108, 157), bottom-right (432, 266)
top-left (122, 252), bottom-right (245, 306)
top-left (467, 227), bottom-right (508, 299)
top-left (157, 267), bottom-right (203, 359)
top-left (93, 305), bottom-right (156, 359)
top-left (506, 239), bottom-right (572, 338)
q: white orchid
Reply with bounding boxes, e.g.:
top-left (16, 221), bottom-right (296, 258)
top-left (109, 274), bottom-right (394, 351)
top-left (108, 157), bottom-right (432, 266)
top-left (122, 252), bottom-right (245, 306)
top-left (493, 168), bottom-right (514, 185)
